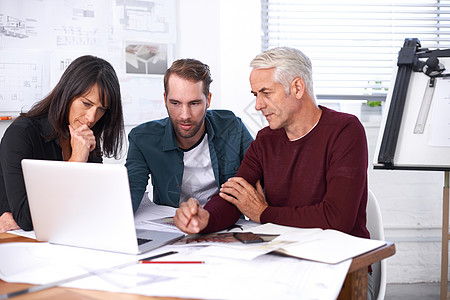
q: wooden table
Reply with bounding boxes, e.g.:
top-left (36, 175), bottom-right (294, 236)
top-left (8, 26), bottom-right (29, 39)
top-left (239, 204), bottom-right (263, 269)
top-left (338, 241), bottom-right (396, 299)
top-left (0, 233), bottom-right (395, 300)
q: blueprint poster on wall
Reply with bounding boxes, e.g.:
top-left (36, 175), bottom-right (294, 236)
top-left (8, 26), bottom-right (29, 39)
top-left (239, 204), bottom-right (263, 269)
top-left (0, 0), bottom-right (176, 125)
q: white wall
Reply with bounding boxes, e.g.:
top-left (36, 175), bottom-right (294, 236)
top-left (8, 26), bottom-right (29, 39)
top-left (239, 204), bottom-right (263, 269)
top-left (176, 0), bottom-right (222, 107)
top-left (0, 0), bottom-right (446, 285)
top-left (176, 0), bottom-right (262, 136)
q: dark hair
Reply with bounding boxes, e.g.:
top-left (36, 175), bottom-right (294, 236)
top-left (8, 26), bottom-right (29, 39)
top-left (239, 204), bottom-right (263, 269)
top-left (21, 55), bottom-right (124, 159)
top-left (163, 58), bottom-right (213, 98)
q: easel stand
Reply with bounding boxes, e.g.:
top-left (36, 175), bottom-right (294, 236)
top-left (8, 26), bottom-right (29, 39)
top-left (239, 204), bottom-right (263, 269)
top-left (441, 171), bottom-right (450, 300)
top-left (373, 38), bottom-right (450, 299)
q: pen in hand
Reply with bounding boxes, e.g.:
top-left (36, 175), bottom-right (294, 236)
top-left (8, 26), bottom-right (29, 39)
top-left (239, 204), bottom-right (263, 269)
top-left (184, 200), bottom-right (200, 231)
top-left (185, 215), bottom-right (193, 231)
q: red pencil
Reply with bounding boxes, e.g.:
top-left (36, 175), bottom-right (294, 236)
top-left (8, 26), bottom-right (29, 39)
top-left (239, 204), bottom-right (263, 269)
top-left (139, 261), bottom-right (204, 264)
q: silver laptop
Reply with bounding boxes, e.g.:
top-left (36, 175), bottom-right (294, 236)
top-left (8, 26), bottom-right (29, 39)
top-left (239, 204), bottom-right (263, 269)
top-left (21, 159), bottom-right (184, 254)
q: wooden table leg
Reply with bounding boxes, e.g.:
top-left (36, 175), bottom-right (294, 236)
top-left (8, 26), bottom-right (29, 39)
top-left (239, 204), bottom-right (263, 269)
top-left (337, 268), bottom-right (368, 300)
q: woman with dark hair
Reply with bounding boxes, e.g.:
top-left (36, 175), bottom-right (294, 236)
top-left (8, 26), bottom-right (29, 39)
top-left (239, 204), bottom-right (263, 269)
top-left (0, 55), bottom-right (125, 232)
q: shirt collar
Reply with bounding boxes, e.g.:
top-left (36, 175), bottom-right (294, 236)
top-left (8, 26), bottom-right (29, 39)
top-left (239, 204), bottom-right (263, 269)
top-left (205, 112), bottom-right (215, 141)
top-left (162, 118), bottom-right (179, 151)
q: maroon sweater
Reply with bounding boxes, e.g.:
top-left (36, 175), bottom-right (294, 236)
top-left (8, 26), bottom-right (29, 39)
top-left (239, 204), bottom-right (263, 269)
top-left (203, 106), bottom-right (370, 240)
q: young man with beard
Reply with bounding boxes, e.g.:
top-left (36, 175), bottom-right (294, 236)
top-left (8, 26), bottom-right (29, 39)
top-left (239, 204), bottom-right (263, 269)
top-left (126, 58), bottom-right (253, 212)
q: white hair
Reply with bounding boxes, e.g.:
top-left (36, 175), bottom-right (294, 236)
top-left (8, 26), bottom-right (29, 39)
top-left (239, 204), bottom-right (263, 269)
top-left (250, 47), bottom-right (314, 97)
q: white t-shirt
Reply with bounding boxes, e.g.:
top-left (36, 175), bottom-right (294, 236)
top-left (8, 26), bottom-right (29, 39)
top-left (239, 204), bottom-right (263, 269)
top-left (179, 133), bottom-right (218, 206)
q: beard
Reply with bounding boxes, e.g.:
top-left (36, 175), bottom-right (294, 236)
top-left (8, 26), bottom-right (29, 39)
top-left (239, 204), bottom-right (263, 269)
top-left (171, 112), bottom-right (207, 140)
top-left (174, 120), bottom-right (203, 139)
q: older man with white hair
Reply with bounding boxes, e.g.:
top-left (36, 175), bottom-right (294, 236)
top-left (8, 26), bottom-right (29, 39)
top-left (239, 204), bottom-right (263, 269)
top-left (174, 46), bottom-right (373, 299)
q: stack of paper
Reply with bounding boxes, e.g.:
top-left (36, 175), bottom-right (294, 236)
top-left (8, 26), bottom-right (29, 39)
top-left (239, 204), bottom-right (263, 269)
top-left (252, 223), bottom-right (386, 264)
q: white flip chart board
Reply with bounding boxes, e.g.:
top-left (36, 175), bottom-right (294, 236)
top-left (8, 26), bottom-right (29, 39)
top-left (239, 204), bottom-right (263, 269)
top-left (374, 56), bottom-right (450, 171)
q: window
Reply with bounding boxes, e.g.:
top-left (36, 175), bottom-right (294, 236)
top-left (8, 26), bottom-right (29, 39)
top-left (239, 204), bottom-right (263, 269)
top-left (261, 0), bottom-right (450, 101)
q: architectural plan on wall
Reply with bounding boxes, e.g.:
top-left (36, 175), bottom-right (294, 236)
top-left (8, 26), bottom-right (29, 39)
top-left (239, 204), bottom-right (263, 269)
top-left (113, 0), bottom-right (176, 124)
top-left (115, 0), bottom-right (174, 36)
top-left (0, 0), bottom-right (176, 125)
top-left (125, 42), bottom-right (168, 75)
top-left (0, 13), bottom-right (37, 39)
top-left (0, 52), bottom-right (50, 113)
top-left (0, 63), bottom-right (41, 111)
top-left (51, 0), bottom-right (111, 50)
top-left (0, 1), bottom-right (44, 49)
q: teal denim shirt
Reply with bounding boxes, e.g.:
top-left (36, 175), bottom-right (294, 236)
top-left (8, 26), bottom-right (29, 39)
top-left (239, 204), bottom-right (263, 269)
top-left (126, 110), bottom-right (253, 212)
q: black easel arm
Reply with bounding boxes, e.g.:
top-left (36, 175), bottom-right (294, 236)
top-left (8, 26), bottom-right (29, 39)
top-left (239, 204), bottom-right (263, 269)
top-left (378, 38), bottom-right (421, 167)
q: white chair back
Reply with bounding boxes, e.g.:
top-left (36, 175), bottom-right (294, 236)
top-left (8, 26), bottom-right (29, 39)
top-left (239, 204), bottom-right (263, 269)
top-left (366, 189), bottom-right (387, 300)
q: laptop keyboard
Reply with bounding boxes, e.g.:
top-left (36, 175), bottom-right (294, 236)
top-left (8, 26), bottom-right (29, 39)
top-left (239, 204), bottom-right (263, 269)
top-left (137, 238), bottom-right (153, 245)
